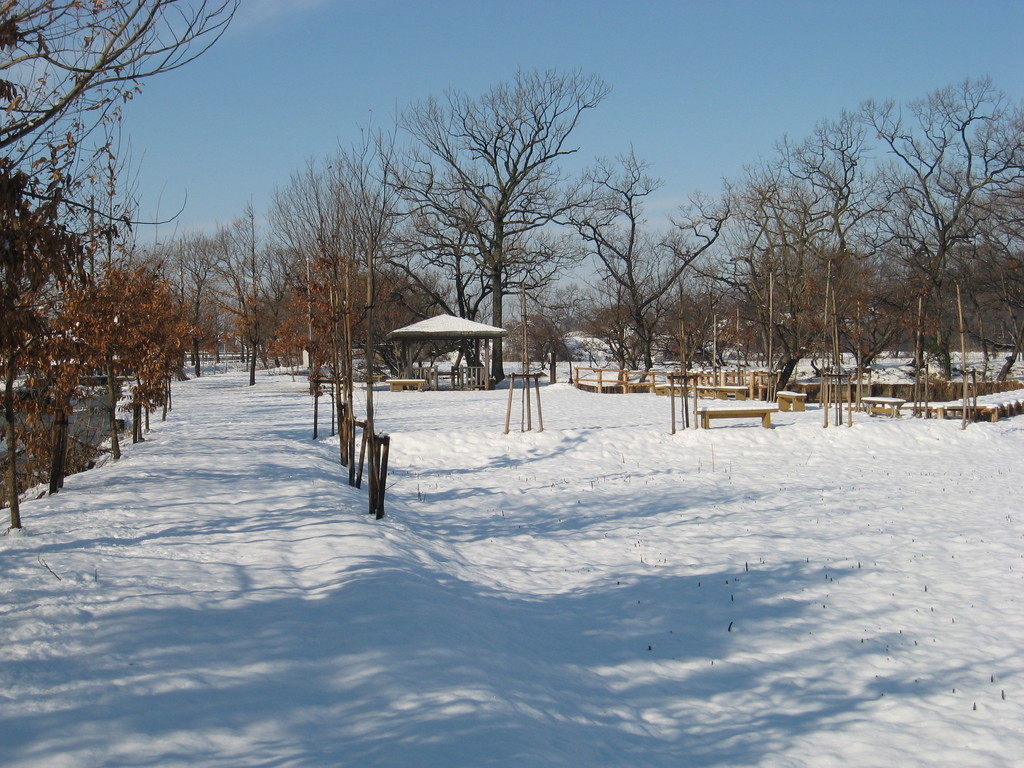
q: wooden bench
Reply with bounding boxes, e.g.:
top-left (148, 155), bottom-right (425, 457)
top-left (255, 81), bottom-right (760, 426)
top-left (696, 385), bottom-right (749, 401)
top-left (698, 404), bottom-right (778, 429)
top-left (776, 390), bottom-right (807, 412)
top-left (977, 401), bottom-right (1022, 422)
top-left (861, 396), bottom-right (905, 417)
top-left (932, 403), bottom-right (998, 422)
top-left (385, 378), bottom-right (426, 392)
top-left (901, 401), bottom-right (1019, 423)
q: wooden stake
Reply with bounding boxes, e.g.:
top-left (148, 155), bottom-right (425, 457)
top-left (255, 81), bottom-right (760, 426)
top-left (669, 372), bottom-right (677, 435)
top-left (534, 375), bottom-right (544, 433)
top-left (375, 434), bottom-right (390, 519)
top-left (504, 376), bottom-right (515, 434)
top-left (957, 284), bottom-right (968, 430)
top-left (914, 295), bottom-right (924, 417)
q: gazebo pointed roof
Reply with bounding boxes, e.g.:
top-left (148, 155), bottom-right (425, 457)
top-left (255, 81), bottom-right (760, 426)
top-left (387, 314), bottom-right (508, 340)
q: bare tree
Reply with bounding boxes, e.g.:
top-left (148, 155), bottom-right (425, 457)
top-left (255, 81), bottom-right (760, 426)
top-left (271, 151), bottom-right (363, 470)
top-left (394, 68), bottom-right (609, 383)
top-left (957, 189), bottom-right (1024, 380)
top-left (350, 133), bottom-right (401, 516)
top-left (269, 135), bottom-right (399, 501)
top-left (836, 247), bottom-right (909, 371)
top-left (520, 283), bottom-right (588, 369)
top-left (582, 284), bottom-right (641, 370)
top-left (1, 0), bottom-right (236, 185)
top-left (570, 150), bottom-right (727, 370)
top-left (161, 233), bottom-right (220, 376)
top-left (214, 204), bottom-right (269, 386)
top-left (706, 113), bottom-right (878, 388)
top-left (786, 112), bottom-right (882, 375)
top-left (711, 159), bottom-right (831, 388)
top-left (863, 77), bottom-right (1024, 375)
top-left (389, 203), bottom-right (491, 324)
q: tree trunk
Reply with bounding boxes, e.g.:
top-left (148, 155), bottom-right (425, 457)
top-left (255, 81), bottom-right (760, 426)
top-left (932, 321), bottom-right (954, 379)
top-left (248, 341), bottom-right (257, 386)
top-left (365, 252), bottom-right (380, 517)
top-left (642, 337), bottom-right (654, 373)
top-left (996, 321), bottom-right (1023, 382)
top-left (490, 268), bottom-right (505, 384)
top-left (775, 355), bottom-right (801, 391)
top-left (997, 352), bottom-right (1019, 382)
top-left (48, 407), bottom-right (69, 495)
top-left (4, 367), bottom-right (21, 529)
top-left (192, 337), bottom-right (202, 377)
top-left (132, 403), bottom-right (143, 443)
top-left (329, 279), bottom-right (349, 471)
top-left (106, 367), bottom-right (121, 461)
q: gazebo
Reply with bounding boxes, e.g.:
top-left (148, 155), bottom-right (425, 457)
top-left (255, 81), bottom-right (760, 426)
top-left (387, 314), bottom-right (507, 390)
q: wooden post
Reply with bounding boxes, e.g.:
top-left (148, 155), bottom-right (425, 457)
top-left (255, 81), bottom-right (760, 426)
top-left (846, 372), bottom-right (853, 427)
top-left (374, 434), bottom-right (390, 520)
top-left (504, 376), bottom-right (515, 434)
top-left (821, 373), bottom-right (828, 428)
top-left (312, 384), bottom-right (319, 440)
top-left (347, 406), bottom-right (357, 487)
top-left (356, 426), bottom-right (367, 489)
top-left (687, 373), bottom-right (694, 430)
top-left (534, 375), bottom-right (544, 433)
top-left (767, 272), bottom-right (775, 401)
top-left (913, 295), bottom-right (924, 417)
top-left (923, 351), bottom-right (930, 417)
top-left (679, 315), bottom-right (693, 430)
top-left (523, 371), bottom-right (532, 431)
top-left (505, 373), bottom-right (543, 433)
top-left (957, 284), bottom-right (968, 430)
top-left (712, 312), bottom-right (718, 384)
top-left (669, 372), bottom-right (677, 435)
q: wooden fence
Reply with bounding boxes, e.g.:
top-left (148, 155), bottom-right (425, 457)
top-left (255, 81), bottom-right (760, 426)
top-left (572, 367), bottom-right (773, 399)
top-left (572, 367), bottom-right (1023, 404)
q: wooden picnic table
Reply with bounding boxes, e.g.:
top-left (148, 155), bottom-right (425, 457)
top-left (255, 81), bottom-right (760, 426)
top-left (860, 396), bottom-right (905, 417)
top-left (776, 390), bottom-right (807, 412)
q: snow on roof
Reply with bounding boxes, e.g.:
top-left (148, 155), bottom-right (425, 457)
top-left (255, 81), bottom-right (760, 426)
top-left (387, 314), bottom-right (508, 339)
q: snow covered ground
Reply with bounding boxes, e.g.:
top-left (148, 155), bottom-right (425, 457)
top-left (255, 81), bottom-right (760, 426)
top-left (2, 369), bottom-right (1023, 767)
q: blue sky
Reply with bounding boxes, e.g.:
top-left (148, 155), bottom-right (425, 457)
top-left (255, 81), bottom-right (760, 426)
top-left (123, 0), bottom-right (1024, 243)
